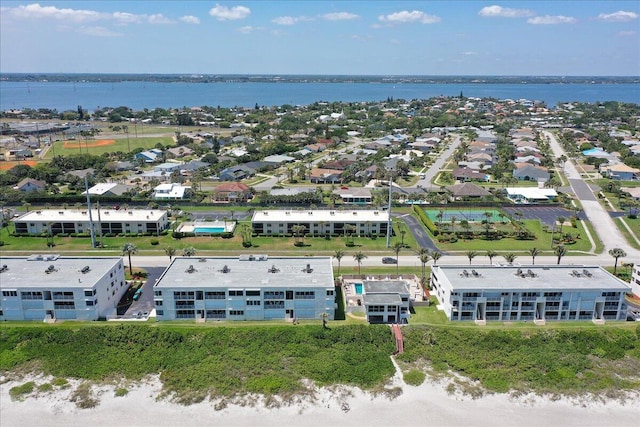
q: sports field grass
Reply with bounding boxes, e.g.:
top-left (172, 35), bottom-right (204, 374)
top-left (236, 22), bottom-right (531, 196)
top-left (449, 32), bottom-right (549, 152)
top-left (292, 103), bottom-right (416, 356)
top-left (43, 136), bottom-right (175, 158)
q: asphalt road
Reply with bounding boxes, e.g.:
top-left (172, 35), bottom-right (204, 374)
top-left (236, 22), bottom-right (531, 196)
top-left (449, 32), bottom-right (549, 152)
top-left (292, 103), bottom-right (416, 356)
top-left (123, 266), bottom-right (165, 318)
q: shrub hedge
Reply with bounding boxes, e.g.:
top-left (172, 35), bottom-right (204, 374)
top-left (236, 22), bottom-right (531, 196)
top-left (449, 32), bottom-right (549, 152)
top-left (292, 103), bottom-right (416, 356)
top-left (412, 205), bottom-right (439, 236)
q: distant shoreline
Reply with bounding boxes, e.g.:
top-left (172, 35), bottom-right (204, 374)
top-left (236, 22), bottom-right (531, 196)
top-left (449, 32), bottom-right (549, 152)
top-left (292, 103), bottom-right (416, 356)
top-left (1, 74), bottom-right (639, 85)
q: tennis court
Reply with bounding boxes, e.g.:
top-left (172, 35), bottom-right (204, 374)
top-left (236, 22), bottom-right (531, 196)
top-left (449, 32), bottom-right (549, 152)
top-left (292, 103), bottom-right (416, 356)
top-left (424, 208), bottom-right (504, 223)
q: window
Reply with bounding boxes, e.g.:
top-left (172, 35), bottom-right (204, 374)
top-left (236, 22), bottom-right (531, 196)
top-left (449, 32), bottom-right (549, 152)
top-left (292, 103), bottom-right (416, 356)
top-left (264, 291), bottom-right (284, 299)
top-left (86, 300), bottom-right (94, 306)
top-left (84, 290), bottom-right (93, 297)
top-left (155, 300), bottom-right (163, 306)
top-left (229, 310), bottom-right (244, 316)
top-left (264, 301), bottom-right (284, 309)
top-left (156, 310), bottom-right (164, 316)
top-left (286, 291), bottom-right (293, 300)
top-left (206, 309), bottom-right (226, 319)
top-left (154, 290), bottom-right (162, 297)
top-left (326, 290), bottom-right (334, 296)
top-left (295, 291), bottom-right (315, 300)
top-left (173, 291), bottom-right (195, 300)
top-left (247, 300), bottom-right (261, 306)
top-left (205, 291), bottom-right (225, 299)
top-left (368, 305), bottom-right (385, 313)
top-left (246, 290), bottom-right (260, 296)
top-left (2, 290), bottom-right (17, 297)
top-left (21, 291), bottom-right (43, 300)
top-left (229, 290), bottom-right (244, 297)
top-left (54, 301), bottom-right (75, 309)
top-left (52, 291), bottom-right (74, 300)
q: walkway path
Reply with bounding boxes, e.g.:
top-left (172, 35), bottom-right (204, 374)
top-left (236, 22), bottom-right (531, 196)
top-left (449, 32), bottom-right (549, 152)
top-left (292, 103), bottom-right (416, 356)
top-left (391, 324), bottom-right (404, 354)
top-left (543, 131), bottom-right (640, 260)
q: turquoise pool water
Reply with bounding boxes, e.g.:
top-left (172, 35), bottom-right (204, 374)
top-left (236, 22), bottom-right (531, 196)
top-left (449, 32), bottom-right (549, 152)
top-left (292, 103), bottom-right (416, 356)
top-left (355, 283), bottom-right (363, 294)
top-left (194, 227), bottom-right (225, 234)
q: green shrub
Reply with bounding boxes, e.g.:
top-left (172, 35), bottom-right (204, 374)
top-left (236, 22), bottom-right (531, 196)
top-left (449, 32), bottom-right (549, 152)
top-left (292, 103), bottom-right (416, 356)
top-left (403, 370), bottom-right (426, 386)
top-left (38, 383), bottom-right (54, 392)
top-left (413, 205), bottom-right (439, 236)
top-left (51, 378), bottom-right (69, 387)
top-left (115, 387), bottom-right (129, 397)
top-left (57, 233), bottom-right (69, 237)
top-left (220, 232), bottom-right (234, 239)
top-left (150, 239), bottom-right (159, 246)
top-left (9, 382), bottom-right (35, 400)
top-left (0, 241), bottom-right (4, 246)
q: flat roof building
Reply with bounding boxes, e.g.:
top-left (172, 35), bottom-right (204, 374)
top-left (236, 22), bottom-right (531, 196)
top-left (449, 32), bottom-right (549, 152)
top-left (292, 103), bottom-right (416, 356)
top-left (153, 256), bottom-right (335, 322)
top-left (13, 208), bottom-right (169, 236)
top-left (431, 265), bottom-right (631, 324)
top-left (0, 255), bottom-right (126, 321)
top-left (251, 209), bottom-right (390, 237)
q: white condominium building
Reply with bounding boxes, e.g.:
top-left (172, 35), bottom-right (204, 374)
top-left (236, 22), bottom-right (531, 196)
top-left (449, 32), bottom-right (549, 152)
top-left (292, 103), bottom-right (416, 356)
top-left (0, 255), bottom-right (127, 321)
top-left (431, 265), bottom-right (630, 323)
top-left (153, 256), bottom-right (335, 322)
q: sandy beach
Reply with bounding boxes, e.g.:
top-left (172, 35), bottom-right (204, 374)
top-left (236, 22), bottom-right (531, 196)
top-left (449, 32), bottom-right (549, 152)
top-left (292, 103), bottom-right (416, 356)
top-left (2, 364), bottom-right (638, 427)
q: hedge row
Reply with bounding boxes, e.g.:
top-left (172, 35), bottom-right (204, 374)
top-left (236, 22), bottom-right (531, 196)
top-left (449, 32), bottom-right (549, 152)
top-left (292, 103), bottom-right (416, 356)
top-left (412, 205), bottom-right (439, 236)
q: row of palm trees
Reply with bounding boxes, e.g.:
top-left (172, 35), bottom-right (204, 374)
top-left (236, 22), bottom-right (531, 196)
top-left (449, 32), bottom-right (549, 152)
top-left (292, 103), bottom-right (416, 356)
top-left (121, 242), bottom-right (197, 275)
top-left (465, 246), bottom-right (567, 266)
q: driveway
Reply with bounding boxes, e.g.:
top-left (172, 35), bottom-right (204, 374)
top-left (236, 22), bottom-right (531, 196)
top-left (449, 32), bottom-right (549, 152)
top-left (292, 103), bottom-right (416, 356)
top-left (124, 266), bottom-right (165, 319)
top-left (396, 213), bottom-right (440, 252)
top-left (411, 135), bottom-right (462, 189)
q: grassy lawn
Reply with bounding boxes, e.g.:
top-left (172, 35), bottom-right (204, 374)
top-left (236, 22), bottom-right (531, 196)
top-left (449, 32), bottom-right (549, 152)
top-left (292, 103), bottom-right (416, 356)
top-left (43, 136), bottom-right (175, 158)
top-left (433, 219), bottom-right (593, 253)
top-left (582, 219), bottom-right (605, 253)
top-left (616, 217), bottom-right (640, 250)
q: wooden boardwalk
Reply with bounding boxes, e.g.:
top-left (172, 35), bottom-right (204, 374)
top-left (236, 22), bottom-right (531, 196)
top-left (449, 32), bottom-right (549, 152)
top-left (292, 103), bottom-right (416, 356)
top-left (391, 324), bottom-right (404, 354)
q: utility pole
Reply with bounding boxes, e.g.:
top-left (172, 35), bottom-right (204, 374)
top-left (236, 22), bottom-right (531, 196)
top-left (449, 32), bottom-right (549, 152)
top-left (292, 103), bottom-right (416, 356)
top-left (96, 200), bottom-right (104, 248)
top-left (84, 176), bottom-right (96, 248)
top-left (386, 172), bottom-right (393, 248)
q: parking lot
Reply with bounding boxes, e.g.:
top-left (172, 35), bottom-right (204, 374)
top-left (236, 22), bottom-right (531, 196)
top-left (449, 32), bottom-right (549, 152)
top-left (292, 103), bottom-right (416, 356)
top-left (124, 267), bottom-right (166, 320)
top-left (503, 206), bottom-right (585, 227)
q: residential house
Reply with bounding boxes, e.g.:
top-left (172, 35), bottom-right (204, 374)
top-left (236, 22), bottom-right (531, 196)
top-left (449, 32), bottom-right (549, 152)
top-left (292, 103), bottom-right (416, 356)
top-left (14, 178), bottom-right (46, 193)
top-left (446, 182), bottom-right (491, 199)
top-left (505, 188), bottom-right (557, 204)
top-left (219, 165), bottom-right (255, 181)
top-left (83, 183), bottom-right (133, 197)
top-left (153, 162), bottom-right (183, 174)
top-left (135, 149), bottom-right (163, 163)
top-left (333, 187), bottom-right (372, 205)
top-left (600, 163), bottom-right (640, 181)
top-left (513, 164), bottom-right (550, 182)
top-left (452, 167), bottom-right (489, 182)
top-left (309, 168), bottom-right (343, 184)
top-left (213, 182), bottom-right (253, 203)
top-left (166, 146), bottom-right (193, 158)
top-left (153, 183), bottom-right (190, 200)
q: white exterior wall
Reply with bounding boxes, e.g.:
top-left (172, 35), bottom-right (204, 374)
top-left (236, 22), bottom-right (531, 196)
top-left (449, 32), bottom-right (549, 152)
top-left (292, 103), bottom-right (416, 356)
top-left (630, 264), bottom-right (640, 298)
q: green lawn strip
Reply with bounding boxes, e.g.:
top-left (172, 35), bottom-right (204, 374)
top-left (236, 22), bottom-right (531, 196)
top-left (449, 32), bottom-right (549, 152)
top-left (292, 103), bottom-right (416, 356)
top-left (582, 220), bottom-right (604, 254)
top-left (396, 325), bottom-right (640, 395)
top-left (433, 220), bottom-right (592, 253)
top-left (43, 136), bottom-right (175, 159)
top-left (0, 324), bottom-right (396, 403)
top-left (616, 218), bottom-right (640, 251)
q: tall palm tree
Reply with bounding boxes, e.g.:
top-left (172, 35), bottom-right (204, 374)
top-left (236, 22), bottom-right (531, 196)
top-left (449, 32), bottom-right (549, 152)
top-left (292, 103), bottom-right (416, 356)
top-left (466, 250), bottom-right (478, 265)
top-left (122, 242), bottom-right (138, 276)
top-left (554, 245), bottom-right (567, 265)
top-left (608, 248), bottom-right (627, 274)
top-left (164, 246), bottom-right (176, 261)
top-left (431, 250), bottom-right (442, 266)
top-left (557, 216), bottom-right (566, 235)
top-left (353, 251), bottom-right (367, 276)
top-left (392, 242), bottom-right (404, 275)
top-left (528, 247), bottom-right (540, 265)
top-left (334, 249), bottom-right (345, 277)
top-left (485, 250), bottom-right (498, 265)
top-left (503, 253), bottom-right (517, 265)
top-left (450, 215), bottom-right (457, 234)
top-left (182, 246), bottom-right (196, 257)
top-left (415, 248), bottom-right (431, 282)
top-left (292, 224), bottom-right (306, 245)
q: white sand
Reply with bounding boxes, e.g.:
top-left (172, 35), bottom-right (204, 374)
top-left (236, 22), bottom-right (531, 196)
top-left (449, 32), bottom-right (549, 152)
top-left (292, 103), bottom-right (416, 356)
top-left (2, 367), bottom-right (638, 427)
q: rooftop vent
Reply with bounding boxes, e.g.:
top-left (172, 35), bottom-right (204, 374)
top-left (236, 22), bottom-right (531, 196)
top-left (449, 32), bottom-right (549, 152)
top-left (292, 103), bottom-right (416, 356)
top-left (330, 211), bottom-right (335, 215)
top-left (461, 269), bottom-right (470, 277)
top-left (0, 265), bottom-right (8, 273)
top-left (45, 264), bottom-right (57, 274)
top-left (128, 211), bottom-right (133, 215)
top-left (58, 211), bottom-right (64, 215)
top-left (582, 269), bottom-right (593, 277)
top-left (220, 265), bottom-right (231, 274)
top-left (81, 266), bottom-right (91, 274)
top-left (36, 211), bottom-right (42, 214)
top-left (198, 258), bottom-right (207, 263)
top-left (571, 270), bottom-right (582, 277)
top-left (302, 263), bottom-right (313, 273)
top-left (268, 265), bottom-right (280, 273)
top-left (527, 269), bottom-right (537, 278)
top-left (471, 269), bottom-right (481, 277)
top-left (185, 265), bottom-right (196, 273)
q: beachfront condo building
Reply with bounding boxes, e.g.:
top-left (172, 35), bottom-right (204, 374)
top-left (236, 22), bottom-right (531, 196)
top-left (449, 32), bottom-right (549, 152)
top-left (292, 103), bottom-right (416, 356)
top-left (0, 255), bottom-right (126, 321)
top-left (13, 208), bottom-right (169, 236)
top-left (153, 256), bottom-right (335, 322)
top-left (431, 265), bottom-right (630, 324)
top-left (251, 209), bottom-right (390, 237)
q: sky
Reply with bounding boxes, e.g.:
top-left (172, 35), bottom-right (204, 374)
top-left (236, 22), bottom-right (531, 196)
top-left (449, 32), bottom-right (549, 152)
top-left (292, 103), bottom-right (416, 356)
top-left (1, 1), bottom-right (639, 76)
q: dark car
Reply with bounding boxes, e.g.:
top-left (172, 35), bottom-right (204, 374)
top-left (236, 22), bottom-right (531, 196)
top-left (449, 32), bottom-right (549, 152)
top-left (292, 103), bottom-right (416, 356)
top-left (382, 257), bottom-right (397, 264)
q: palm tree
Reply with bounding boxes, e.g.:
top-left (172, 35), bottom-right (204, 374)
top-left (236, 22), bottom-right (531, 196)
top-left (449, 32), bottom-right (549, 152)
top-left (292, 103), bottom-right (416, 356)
top-left (608, 248), bottom-right (627, 274)
top-left (122, 242), bottom-right (138, 276)
top-left (460, 220), bottom-right (471, 238)
top-left (320, 312), bottom-right (329, 329)
top-left (503, 253), bottom-right (517, 265)
top-left (182, 246), bottom-right (196, 257)
top-left (554, 245), bottom-right (567, 265)
top-left (431, 250), bottom-right (442, 266)
top-left (353, 251), bottom-right (367, 275)
top-left (399, 226), bottom-right (407, 246)
top-left (557, 216), bottom-right (566, 235)
top-left (292, 224), bottom-right (306, 245)
top-left (485, 250), bottom-right (498, 265)
top-left (164, 246), bottom-right (176, 261)
top-left (334, 249), bottom-right (345, 277)
top-left (415, 248), bottom-right (431, 281)
top-left (450, 215), bottom-right (457, 234)
top-left (466, 250), bottom-right (478, 265)
top-left (392, 242), bottom-right (404, 275)
top-left (528, 247), bottom-right (540, 265)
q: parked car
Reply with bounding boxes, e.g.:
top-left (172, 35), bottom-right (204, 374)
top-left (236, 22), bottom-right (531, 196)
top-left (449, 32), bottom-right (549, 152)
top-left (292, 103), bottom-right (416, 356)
top-left (382, 257), bottom-right (397, 264)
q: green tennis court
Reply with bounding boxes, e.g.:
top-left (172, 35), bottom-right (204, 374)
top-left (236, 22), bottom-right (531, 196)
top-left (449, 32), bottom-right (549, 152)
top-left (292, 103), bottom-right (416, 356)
top-left (424, 209), bottom-right (504, 223)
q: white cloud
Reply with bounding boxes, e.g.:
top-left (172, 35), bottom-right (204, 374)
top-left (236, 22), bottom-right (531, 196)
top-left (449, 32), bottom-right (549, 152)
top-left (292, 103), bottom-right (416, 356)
top-left (618, 30), bottom-right (637, 36)
top-left (461, 51), bottom-right (477, 56)
top-left (237, 25), bottom-right (264, 34)
top-left (527, 15), bottom-right (576, 25)
top-left (179, 15), bottom-right (200, 25)
top-left (321, 12), bottom-right (359, 21)
top-left (112, 12), bottom-right (143, 25)
top-left (478, 5), bottom-right (534, 18)
top-left (77, 26), bottom-right (124, 37)
top-left (147, 14), bottom-right (174, 25)
top-left (271, 16), bottom-right (313, 25)
top-left (597, 11), bottom-right (639, 23)
top-left (9, 3), bottom-right (103, 23)
top-left (378, 10), bottom-right (441, 24)
top-left (209, 4), bottom-right (250, 21)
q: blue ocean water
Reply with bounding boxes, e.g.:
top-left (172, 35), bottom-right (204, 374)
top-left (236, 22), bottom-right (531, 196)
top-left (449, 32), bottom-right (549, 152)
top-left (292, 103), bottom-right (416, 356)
top-left (0, 81), bottom-right (638, 112)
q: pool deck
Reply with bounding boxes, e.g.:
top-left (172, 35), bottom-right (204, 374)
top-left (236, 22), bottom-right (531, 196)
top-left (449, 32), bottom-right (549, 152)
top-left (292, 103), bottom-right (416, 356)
top-left (341, 274), bottom-right (425, 308)
top-left (178, 220), bottom-right (236, 234)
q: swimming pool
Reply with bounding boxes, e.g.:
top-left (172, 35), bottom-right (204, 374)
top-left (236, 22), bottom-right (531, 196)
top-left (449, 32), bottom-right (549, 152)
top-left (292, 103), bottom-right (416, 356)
top-left (194, 226), bottom-right (225, 234)
top-left (355, 283), bottom-right (363, 295)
